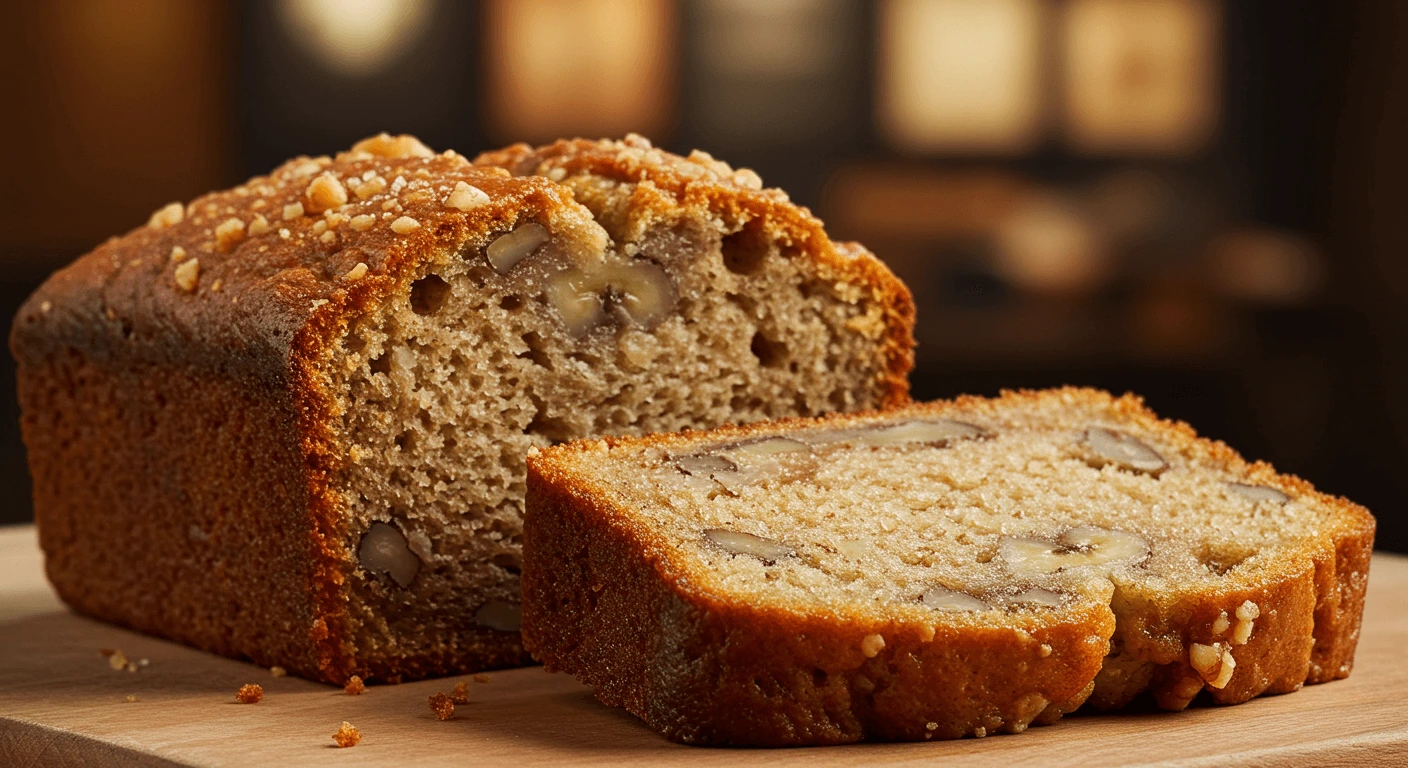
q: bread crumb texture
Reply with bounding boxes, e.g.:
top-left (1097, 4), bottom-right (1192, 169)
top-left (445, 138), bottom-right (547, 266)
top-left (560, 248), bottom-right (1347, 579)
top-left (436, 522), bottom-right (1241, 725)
top-left (428, 692), bottom-right (455, 721)
top-left (332, 721), bottom-right (362, 748)
top-left (235, 684), bottom-right (263, 704)
top-left (523, 387), bottom-right (1375, 745)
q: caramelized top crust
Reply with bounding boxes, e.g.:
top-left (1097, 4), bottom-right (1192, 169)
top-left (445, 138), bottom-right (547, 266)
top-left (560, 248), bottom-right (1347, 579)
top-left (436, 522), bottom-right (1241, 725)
top-left (476, 135), bottom-right (916, 408)
top-left (10, 135), bottom-right (605, 378)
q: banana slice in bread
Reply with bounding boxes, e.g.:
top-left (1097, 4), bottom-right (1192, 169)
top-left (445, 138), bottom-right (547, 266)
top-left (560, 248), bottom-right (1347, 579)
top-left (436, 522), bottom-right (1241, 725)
top-left (523, 387), bottom-right (1374, 745)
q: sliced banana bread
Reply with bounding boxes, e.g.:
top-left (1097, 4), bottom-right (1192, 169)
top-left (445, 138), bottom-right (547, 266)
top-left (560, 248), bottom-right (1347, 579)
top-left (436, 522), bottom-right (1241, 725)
top-left (11, 134), bottom-right (913, 684)
top-left (523, 387), bottom-right (1374, 745)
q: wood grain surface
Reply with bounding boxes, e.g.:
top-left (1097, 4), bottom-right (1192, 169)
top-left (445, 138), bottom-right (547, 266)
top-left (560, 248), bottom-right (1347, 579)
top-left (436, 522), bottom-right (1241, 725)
top-left (1, 525), bottom-right (1405, 767)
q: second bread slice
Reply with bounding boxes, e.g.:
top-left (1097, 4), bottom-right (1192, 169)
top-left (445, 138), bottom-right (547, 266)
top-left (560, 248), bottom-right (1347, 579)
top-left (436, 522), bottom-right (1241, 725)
top-left (523, 387), bottom-right (1374, 745)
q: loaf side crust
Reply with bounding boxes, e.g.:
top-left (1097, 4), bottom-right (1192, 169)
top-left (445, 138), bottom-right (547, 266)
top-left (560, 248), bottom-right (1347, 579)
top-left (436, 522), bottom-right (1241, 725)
top-left (523, 387), bottom-right (1375, 744)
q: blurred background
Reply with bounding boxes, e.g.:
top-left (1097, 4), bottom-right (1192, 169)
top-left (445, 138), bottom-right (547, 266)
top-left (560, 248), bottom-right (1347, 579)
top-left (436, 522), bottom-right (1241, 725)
top-left (0, 0), bottom-right (1404, 550)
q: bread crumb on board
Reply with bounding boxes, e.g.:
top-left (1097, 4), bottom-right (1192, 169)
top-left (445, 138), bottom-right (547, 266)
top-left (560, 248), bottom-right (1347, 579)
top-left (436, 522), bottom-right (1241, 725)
top-left (332, 721), bottom-right (362, 748)
top-left (236, 684), bottom-right (264, 704)
top-left (429, 692), bottom-right (455, 721)
top-left (450, 682), bottom-right (470, 705)
top-left (344, 675), bottom-right (365, 695)
top-left (270, 666), bottom-right (287, 678)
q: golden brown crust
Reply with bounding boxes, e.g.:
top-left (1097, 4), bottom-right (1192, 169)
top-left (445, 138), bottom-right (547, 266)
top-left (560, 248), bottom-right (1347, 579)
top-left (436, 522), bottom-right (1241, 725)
top-left (475, 136), bottom-right (915, 409)
top-left (523, 387), bottom-right (1375, 745)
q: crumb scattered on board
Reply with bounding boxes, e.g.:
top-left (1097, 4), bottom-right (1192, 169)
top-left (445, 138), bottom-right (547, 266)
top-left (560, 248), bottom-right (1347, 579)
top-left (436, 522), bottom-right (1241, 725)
top-left (101, 648), bottom-right (141, 672)
top-left (344, 676), bottom-right (365, 695)
top-left (124, 695), bottom-right (138, 703)
top-left (236, 684), bottom-right (264, 704)
top-left (333, 721), bottom-right (362, 748)
top-left (270, 666), bottom-right (287, 678)
top-left (450, 682), bottom-right (470, 705)
top-left (429, 692), bottom-right (455, 721)
top-left (473, 674), bottom-right (491, 683)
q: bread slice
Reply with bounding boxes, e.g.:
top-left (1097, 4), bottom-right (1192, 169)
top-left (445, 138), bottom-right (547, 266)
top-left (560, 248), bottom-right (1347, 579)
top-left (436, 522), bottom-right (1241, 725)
top-left (523, 387), bottom-right (1375, 745)
top-left (10, 133), bottom-right (913, 684)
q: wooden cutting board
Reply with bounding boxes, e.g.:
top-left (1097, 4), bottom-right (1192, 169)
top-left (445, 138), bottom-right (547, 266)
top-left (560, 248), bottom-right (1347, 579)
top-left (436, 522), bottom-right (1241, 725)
top-left (2, 524), bottom-right (1406, 767)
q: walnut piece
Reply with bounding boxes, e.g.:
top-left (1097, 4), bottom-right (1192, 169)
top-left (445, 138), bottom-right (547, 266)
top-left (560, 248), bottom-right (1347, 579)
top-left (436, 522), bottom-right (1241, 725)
top-left (357, 522), bottom-right (421, 588)
top-left (351, 133), bottom-right (433, 159)
top-left (704, 529), bottom-right (795, 563)
top-left (921, 586), bottom-right (990, 612)
top-left (305, 173), bottom-right (348, 213)
top-left (487, 223), bottom-right (550, 274)
top-left (148, 202), bottom-right (184, 229)
top-left (446, 181), bottom-right (491, 211)
top-left (999, 527), bottom-right (1149, 575)
top-left (1085, 427), bottom-right (1167, 473)
top-left (1227, 482), bottom-right (1290, 504)
top-left (859, 419), bottom-right (984, 447)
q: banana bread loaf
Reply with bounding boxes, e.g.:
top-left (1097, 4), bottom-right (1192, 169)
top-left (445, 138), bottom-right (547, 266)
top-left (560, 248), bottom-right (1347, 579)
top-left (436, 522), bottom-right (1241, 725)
top-left (10, 133), bottom-right (913, 684)
top-left (522, 387), bottom-right (1374, 745)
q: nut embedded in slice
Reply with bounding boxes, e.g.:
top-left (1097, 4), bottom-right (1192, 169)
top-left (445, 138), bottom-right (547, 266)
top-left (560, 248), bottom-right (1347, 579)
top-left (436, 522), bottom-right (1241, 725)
top-left (718, 437), bottom-right (811, 459)
top-left (674, 453), bottom-right (738, 477)
top-left (475, 600), bottom-right (522, 632)
top-left (1227, 482), bottom-right (1290, 504)
top-left (1084, 427), bottom-right (1167, 473)
top-left (1006, 588), bottom-right (1064, 608)
top-left (486, 223), bottom-right (550, 274)
top-left (545, 269), bottom-right (606, 335)
top-left (605, 261), bottom-right (676, 329)
top-left (860, 419), bottom-right (985, 447)
top-left (921, 586), bottom-right (990, 612)
top-left (704, 529), bottom-right (795, 563)
top-left (358, 521), bottom-right (421, 588)
top-left (998, 527), bottom-right (1150, 575)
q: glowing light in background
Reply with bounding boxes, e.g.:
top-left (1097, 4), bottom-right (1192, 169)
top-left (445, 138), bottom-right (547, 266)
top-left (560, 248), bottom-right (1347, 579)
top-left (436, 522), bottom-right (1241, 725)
top-left (484, 0), bottom-right (674, 143)
top-left (1061, 0), bottom-right (1219, 155)
top-left (277, 0), bottom-right (434, 78)
top-left (877, 0), bottom-right (1045, 153)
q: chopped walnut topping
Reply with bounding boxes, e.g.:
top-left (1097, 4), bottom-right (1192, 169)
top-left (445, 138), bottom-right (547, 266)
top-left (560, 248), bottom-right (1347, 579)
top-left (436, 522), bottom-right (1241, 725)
top-left (269, 666), bottom-right (287, 678)
top-left (282, 202), bottom-right (305, 220)
top-left (344, 675), bottom-right (365, 695)
top-left (40, 300), bottom-right (52, 313)
top-left (429, 692), bottom-right (455, 720)
top-left (1236, 600), bottom-right (1260, 621)
top-left (390, 175), bottom-right (407, 195)
top-left (170, 245), bottom-right (187, 262)
top-left (124, 695), bottom-right (138, 703)
top-left (450, 682), bottom-right (470, 705)
top-left (446, 180), bottom-right (491, 211)
top-left (247, 214), bottom-right (271, 237)
top-left (546, 167), bottom-right (567, 182)
top-left (342, 262), bottom-right (369, 282)
top-left (351, 133), bottom-right (433, 159)
top-left (174, 258), bottom-right (200, 292)
top-left (734, 168), bottom-right (763, 189)
top-left (391, 216), bottom-right (420, 234)
top-left (349, 214), bottom-right (376, 231)
top-left (332, 721), bottom-right (361, 748)
top-left (214, 217), bottom-right (246, 250)
top-left (1038, 643), bottom-right (1053, 657)
top-left (290, 159), bottom-right (324, 178)
top-left (320, 231), bottom-right (337, 244)
top-left (354, 176), bottom-right (388, 200)
top-left (305, 173), bottom-right (348, 213)
top-left (1212, 611), bottom-right (1230, 636)
top-left (210, 279), bottom-right (223, 292)
top-left (312, 220), bottom-right (327, 235)
top-left (860, 633), bottom-right (886, 658)
top-left (147, 202), bottom-right (184, 229)
top-left (236, 683), bottom-right (264, 703)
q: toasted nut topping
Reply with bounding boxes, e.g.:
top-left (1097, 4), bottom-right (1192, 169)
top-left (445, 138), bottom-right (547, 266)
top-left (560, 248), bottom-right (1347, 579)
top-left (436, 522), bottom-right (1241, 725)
top-left (349, 214), bottom-right (376, 231)
top-left (1212, 611), bottom-right (1230, 635)
top-left (1227, 483), bottom-right (1289, 504)
top-left (1232, 617), bottom-right (1255, 646)
top-left (358, 521), bottom-right (420, 588)
top-left (169, 245), bottom-right (186, 262)
top-left (704, 529), bottom-right (795, 563)
top-left (391, 216), bottom-right (421, 234)
top-left (247, 214), bottom-right (271, 236)
top-left (446, 181), bottom-right (491, 211)
top-left (1007, 588), bottom-right (1064, 608)
top-left (487, 223), bottom-right (550, 274)
top-left (720, 437), bottom-right (811, 459)
top-left (283, 201), bottom-right (305, 220)
top-left (354, 176), bottom-right (387, 200)
top-left (342, 262), bottom-right (369, 282)
top-left (1236, 600), bottom-right (1260, 621)
top-left (675, 453), bottom-right (738, 477)
top-left (999, 527), bottom-right (1149, 575)
top-left (214, 217), bottom-right (246, 250)
top-left (351, 133), bottom-right (433, 159)
top-left (147, 202), bottom-right (184, 229)
top-left (1084, 427), bottom-right (1167, 473)
top-left (1189, 642), bottom-right (1220, 677)
top-left (860, 419), bottom-right (984, 447)
top-left (922, 587), bottom-right (990, 612)
top-left (1038, 643), bottom-right (1053, 657)
top-left (305, 173), bottom-right (348, 213)
top-left (861, 633), bottom-right (886, 658)
top-left (474, 600), bottom-right (521, 632)
top-left (1212, 647), bottom-right (1236, 688)
top-left (174, 258), bottom-right (200, 292)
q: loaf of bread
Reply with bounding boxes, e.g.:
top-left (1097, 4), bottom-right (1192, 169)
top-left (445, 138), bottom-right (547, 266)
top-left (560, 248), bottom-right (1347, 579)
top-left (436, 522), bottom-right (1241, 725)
top-left (523, 388), bottom-right (1374, 745)
top-left (10, 133), bottom-right (914, 684)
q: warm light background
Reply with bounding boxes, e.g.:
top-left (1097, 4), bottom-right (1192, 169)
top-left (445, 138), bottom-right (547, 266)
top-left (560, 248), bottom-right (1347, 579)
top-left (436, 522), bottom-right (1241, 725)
top-left (1, 0), bottom-right (1405, 552)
